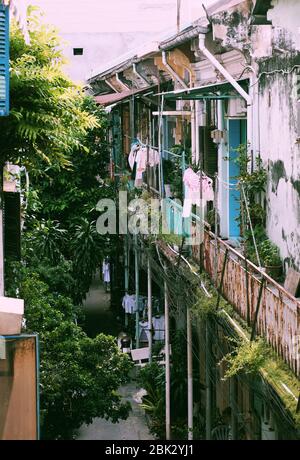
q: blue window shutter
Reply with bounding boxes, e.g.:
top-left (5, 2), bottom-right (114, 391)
top-left (0, 4), bottom-right (9, 117)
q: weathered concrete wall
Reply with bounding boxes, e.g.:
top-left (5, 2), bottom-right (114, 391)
top-left (259, 71), bottom-right (300, 270)
top-left (32, 0), bottom-right (207, 83)
top-left (254, 0), bottom-right (300, 269)
top-left (209, 0), bottom-right (300, 270)
top-left (0, 337), bottom-right (37, 440)
top-left (268, 0), bottom-right (300, 51)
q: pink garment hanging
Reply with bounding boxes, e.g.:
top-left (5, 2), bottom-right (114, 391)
top-left (182, 168), bottom-right (214, 218)
top-left (134, 147), bottom-right (148, 187)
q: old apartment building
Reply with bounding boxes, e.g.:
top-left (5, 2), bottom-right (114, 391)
top-left (89, 0), bottom-right (300, 440)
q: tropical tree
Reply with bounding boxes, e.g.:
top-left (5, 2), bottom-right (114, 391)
top-left (2, 8), bottom-right (131, 440)
top-left (19, 271), bottom-right (132, 440)
top-left (0, 7), bottom-right (99, 170)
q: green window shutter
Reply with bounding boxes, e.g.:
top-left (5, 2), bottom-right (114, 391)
top-left (3, 192), bottom-right (21, 261)
top-left (200, 126), bottom-right (218, 177)
top-left (0, 4), bottom-right (9, 116)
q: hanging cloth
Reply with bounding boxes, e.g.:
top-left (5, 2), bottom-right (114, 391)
top-left (182, 168), bottom-right (214, 218)
top-left (134, 147), bottom-right (148, 188)
top-left (102, 261), bottom-right (110, 283)
top-left (152, 315), bottom-right (165, 341)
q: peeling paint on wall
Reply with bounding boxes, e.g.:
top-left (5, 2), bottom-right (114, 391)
top-left (270, 160), bottom-right (287, 194)
top-left (291, 178), bottom-right (300, 198)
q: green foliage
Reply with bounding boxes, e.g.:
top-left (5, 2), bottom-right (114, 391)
top-left (10, 268), bottom-right (133, 440)
top-left (191, 288), bottom-right (217, 320)
top-left (0, 10), bottom-right (99, 169)
top-left (24, 219), bottom-right (67, 265)
top-left (258, 239), bottom-right (282, 266)
top-left (137, 330), bottom-right (198, 439)
top-left (2, 8), bottom-right (133, 440)
top-left (220, 338), bottom-right (269, 380)
top-left (138, 362), bottom-right (165, 438)
top-left (162, 145), bottom-right (189, 200)
top-left (70, 217), bottom-right (105, 298)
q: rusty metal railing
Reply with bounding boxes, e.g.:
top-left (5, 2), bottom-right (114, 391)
top-left (192, 226), bottom-right (300, 377)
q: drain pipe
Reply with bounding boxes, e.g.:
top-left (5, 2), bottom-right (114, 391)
top-left (198, 34), bottom-right (253, 148)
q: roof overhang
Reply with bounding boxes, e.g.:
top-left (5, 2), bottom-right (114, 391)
top-left (157, 78), bottom-right (249, 100)
top-left (95, 86), bottom-right (157, 107)
top-left (159, 23), bottom-right (209, 51)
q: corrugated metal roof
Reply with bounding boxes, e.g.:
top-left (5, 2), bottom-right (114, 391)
top-left (95, 86), bottom-right (154, 106)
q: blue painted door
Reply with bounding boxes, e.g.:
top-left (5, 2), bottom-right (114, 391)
top-left (228, 119), bottom-right (246, 239)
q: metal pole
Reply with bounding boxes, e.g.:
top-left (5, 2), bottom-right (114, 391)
top-left (0, 203), bottom-right (4, 296)
top-left (147, 256), bottom-right (152, 363)
top-left (250, 278), bottom-right (265, 342)
top-left (164, 275), bottom-right (171, 440)
top-left (135, 234), bottom-right (140, 348)
top-left (216, 248), bottom-right (228, 310)
top-left (124, 236), bottom-right (129, 327)
top-left (214, 172), bottom-right (218, 284)
top-left (205, 317), bottom-right (212, 440)
top-left (187, 306), bottom-right (193, 440)
top-left (230, 376), bottom-right (238, 440)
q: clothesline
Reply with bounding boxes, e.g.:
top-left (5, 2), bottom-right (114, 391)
top-left (124, 134), bottom-right (184, 159)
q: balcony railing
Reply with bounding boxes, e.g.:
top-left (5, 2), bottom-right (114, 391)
top-left (163, 198), bottom-right (300, 377)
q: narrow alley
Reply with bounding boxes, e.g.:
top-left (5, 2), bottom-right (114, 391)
top-left (0, 0), bottom-right (299, 444)
top-left (77, 277), bottom-right (154, 441)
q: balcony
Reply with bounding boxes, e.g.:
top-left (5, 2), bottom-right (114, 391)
top-left (162, 197), bottom-right (300, 377)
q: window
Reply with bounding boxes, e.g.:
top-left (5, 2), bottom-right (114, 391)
top-left (73, 48), bottom-right (83, 56)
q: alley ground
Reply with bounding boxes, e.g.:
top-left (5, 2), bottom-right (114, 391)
top-left (76, 276), bottom-right (154, 440)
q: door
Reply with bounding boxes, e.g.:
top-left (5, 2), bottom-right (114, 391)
top-left (228, 119), bottom-right (246, 239)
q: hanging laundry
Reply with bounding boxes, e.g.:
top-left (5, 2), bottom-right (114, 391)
top-left (134, 147), bottom-right (148, 188)
top-left (128, 142), bottom-right (140, 171)
top-left (122, 294), bottom-right (137, 314)
top-left (182, 167), bottom-right (214, 218)
top-left (152, 315), bottom-right (165, 341)
top-left (148, 148), bottom-right (160, 168)
top-left (102, 259), bottom-right (110, 283)
top-left (122, 294), bottom-right (147, 314)
top-left (139, 320), bottom-right (151, 342)
top-left (128, 143), bottom-right (160, 188)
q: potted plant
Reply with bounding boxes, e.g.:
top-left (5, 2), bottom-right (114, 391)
top-left (259, 239), bottom-right (283, 280)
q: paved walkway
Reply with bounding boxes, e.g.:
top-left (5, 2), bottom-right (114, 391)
top-left (77, 276), bottom-right (154, 440)
top-left (77, 382), bottom-right (154, 440)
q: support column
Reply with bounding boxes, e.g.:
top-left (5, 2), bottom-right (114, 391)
top-left (230, 376), bottom-right (238, 440)
top-left (0, 204), bottom-right (4, 296)
top-left (147, 256), bottom-right (152, 363)
top-left (135, 235), bottom-right (140, 348)
top-left (164, 276), bottom-right (171, 440)
top-left (124, 236), bottom-right (129, 327)
top-left (187, 306), bottom-right (193, 440)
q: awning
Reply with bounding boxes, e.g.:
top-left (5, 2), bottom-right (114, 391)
top-left (157, 79), bottom-right (249, 100)
top-left (95, 86), bottom-right (156, 106)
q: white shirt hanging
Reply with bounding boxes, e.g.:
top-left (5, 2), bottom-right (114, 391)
top-left (102, 261), bottom-right (110, 283)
